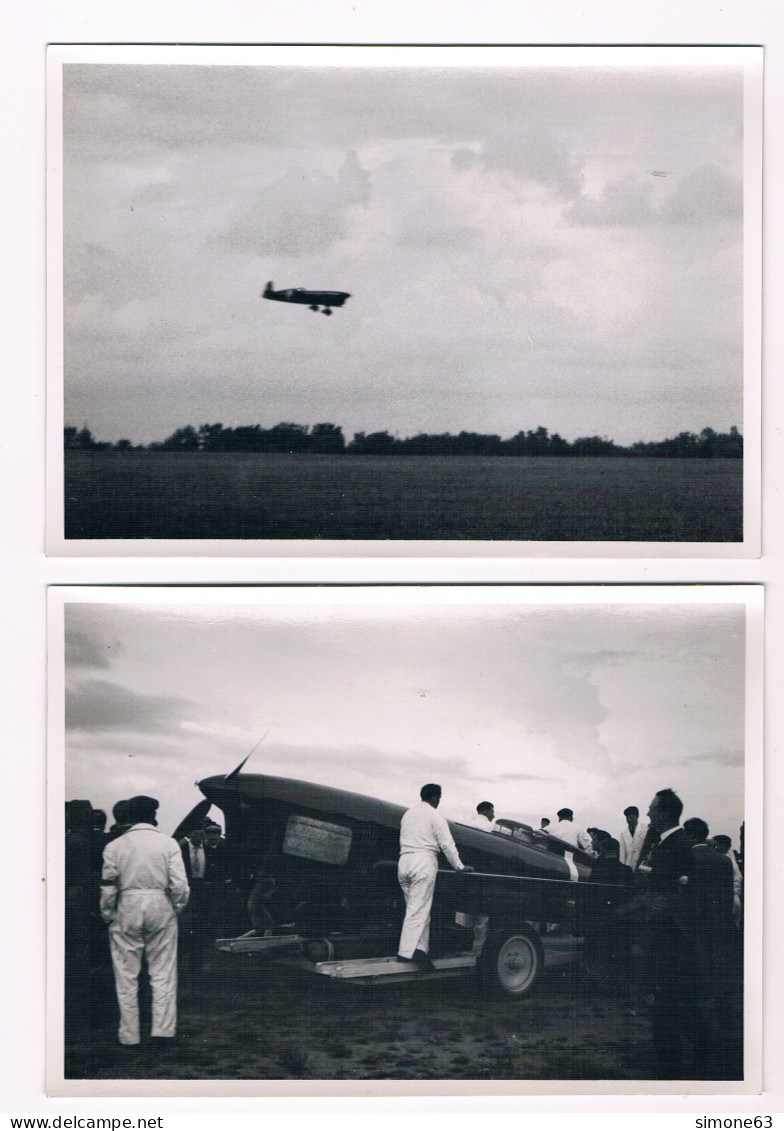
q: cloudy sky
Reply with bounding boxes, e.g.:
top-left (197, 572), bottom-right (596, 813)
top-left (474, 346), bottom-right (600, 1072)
top-left (59, 53), bottom-right (749, 447)
top-left (60, 589), bottom-right (749, 844)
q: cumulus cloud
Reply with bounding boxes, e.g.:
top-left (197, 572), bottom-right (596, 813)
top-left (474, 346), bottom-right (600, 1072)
top-left (62, 62), bottom-right (747, 447)
top-left (659, 163), bottom-right (742, 225)
top-left (396, 220), bottom-right (480, 251)
top-left (222, 150), bottom-right (370, 258)
top-left (476, 127), bottom-right (583, 199)
top-left (564, 165), bottom-right (742, 230)
top-left (565, 176), bottom-right (656, 228)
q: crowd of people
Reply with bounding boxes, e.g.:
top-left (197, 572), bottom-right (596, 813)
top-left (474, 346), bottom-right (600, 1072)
top-left (66, 782), bottom-right (744, 1079)
top-left (64, 794), bottom-right (237, 1053)
top-left (398, 786), bottom-right (743, 1079)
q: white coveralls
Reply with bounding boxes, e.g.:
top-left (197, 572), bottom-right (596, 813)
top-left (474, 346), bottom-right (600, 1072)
top-left (397, 801), bottom-right (465, 958)
top-left (100, 823), bottom-right (190, 1045)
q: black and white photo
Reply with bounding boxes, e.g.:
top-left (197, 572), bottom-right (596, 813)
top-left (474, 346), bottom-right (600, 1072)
top-left (47, 46), bottom-right (761, 554)
top-left (49, 585), bottom-right (761, 1095)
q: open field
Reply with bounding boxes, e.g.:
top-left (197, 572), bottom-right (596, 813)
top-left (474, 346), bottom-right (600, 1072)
top-left (64, 951), bottom-right (742, 1083)
top-left (63, 452), bottom-right (743, 541)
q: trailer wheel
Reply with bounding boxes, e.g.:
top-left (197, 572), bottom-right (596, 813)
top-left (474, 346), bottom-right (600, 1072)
top-left (478, 930), bottom-right (542, 997)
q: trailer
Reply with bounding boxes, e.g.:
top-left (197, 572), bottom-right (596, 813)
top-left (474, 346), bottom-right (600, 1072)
top-left (175, 771), bottom-right (621, 997)
top-left (215, 865), bottom-right (588, 995)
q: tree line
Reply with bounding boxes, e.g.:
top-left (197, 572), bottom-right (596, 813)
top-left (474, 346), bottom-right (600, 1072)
top-left (64, 422), bottom-right (743, 458)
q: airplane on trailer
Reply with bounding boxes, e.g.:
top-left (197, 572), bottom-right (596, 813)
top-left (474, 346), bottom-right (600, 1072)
top-left (262, 281), bottom-right (351, 315)
top-left (173, 763), bottom-right (626, 996)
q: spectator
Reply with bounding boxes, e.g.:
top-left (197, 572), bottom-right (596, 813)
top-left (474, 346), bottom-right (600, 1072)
top-left (179, 827), bottom-right (206, 884)
top-left (588, 827), bottom-right (613, 856)
top-left (711, 834), bottom-right (743, 928)
top-left (619, 805), bottom-right (649, 871)
top-left (177, 828), bottom-right (208, 979)
top-left (468, 802), bottom-right (496, 831)
top-left (100, 795), bottom-right (189, 1046)
top-left (397, 784), bottom-right (472, 969)
top-left (590, 838), bottom-right (635, 894)
top-left (585, 838), bottom-right (635, 978)
top-left (106, 799), bottom-right (132, 843)
top-left (683, 818), bottom-right (735, 978)
top-left (639, 788), bottom-right (700, 1079)
top-left (550, 808), bottom-right (593, 853)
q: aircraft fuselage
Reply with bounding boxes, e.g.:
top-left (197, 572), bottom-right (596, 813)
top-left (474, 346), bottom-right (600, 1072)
top-left (263, 281), bottom-right (351, 313)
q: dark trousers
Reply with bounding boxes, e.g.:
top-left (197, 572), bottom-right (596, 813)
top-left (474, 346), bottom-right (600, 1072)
top-left (647, 927), bottom-right (720, 1079)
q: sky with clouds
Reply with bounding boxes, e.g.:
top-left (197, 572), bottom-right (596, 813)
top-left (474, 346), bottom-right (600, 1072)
top-left (61, 591), bottom-right (748, 845)
top-left (60, 56), bottom-right (747, 447)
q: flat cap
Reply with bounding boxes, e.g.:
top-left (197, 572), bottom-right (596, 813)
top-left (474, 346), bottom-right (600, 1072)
top-left (127, 795), bottom-right (159, 823)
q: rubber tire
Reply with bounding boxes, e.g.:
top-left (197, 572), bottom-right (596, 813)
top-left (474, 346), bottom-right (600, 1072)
top-left (478, 929), bottom-right (542, 997)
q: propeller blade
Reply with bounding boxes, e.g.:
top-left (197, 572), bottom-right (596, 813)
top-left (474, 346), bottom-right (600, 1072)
top-left (224, 754), bottom-right (251, 784)
top-left (171, 798), bottom-right (212, 840)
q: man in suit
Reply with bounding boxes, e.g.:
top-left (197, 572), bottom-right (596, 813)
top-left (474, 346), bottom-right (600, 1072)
top-left (682, 817), bottom-right (739, 1078)
top-left (642, 787), bottom-right (699, 1079)
top-left (203, 823), bottom-right (226, 880)
top-left (178, 827), bottom-right (206, 883)
top-left (106, 799), bottom-right (132, 843)
top-left (683, 818), bottom-right (735, 980)
top-left (585, 837), bottom-right (635, 978)
top-left (203, 822), bottom-right (232, 939)
top-left (590, 837), bottom-right (635, 896)
top-left (177, 827), bottom-right (208, 979)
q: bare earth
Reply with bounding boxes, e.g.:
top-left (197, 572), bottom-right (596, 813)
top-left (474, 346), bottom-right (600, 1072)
top-left (66, 953), bottom-right (680, 1083)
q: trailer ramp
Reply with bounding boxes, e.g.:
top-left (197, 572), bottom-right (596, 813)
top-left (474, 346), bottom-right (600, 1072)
top-left (309, 953), bottom-right (477, 985)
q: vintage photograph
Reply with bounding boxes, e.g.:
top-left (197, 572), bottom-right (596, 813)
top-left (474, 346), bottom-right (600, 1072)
top-left (49, 585), bottom-right (761, 1095)
top-left (47, 46), bottom-right (761, 554)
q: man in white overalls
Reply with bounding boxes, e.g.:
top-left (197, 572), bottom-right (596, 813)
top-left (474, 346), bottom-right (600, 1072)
top-left (397, 784), bottom-right (472, 968)
top-left (100, 795), bottom-right (190, 1045)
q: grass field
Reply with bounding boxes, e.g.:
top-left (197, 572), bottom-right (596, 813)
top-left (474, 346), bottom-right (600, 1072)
top-left (63, 452), bottom-right (743, 541)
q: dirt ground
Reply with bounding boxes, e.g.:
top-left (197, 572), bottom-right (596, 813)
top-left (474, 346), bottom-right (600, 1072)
top-left (63, 950), bottom-right (743, 1083)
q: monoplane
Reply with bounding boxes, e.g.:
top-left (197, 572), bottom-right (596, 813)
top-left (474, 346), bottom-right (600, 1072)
top-left (262, 281), bottom-right (351, 315)
top-left (174, 767), bottom-right (621, 996)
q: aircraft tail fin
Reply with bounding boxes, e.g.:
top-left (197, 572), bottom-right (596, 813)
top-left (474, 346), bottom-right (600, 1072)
top-left (263, 281), bottom-right (274, 297)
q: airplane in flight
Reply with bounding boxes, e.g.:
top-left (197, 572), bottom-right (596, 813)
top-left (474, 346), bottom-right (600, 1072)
top-left (262, 280), bottom-right (351, 315)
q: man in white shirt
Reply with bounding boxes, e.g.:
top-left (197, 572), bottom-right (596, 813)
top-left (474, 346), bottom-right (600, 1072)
top-left (550, 808), bottom-right (593, 853)
top-left (619, 805), bottom-right (648, 871)
top-left (100, 795), bottom-right (190, 1046)
top-left (469, 801), bottom-right (496, 831)
top-left (397, 784), bottom-right (472, 967)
